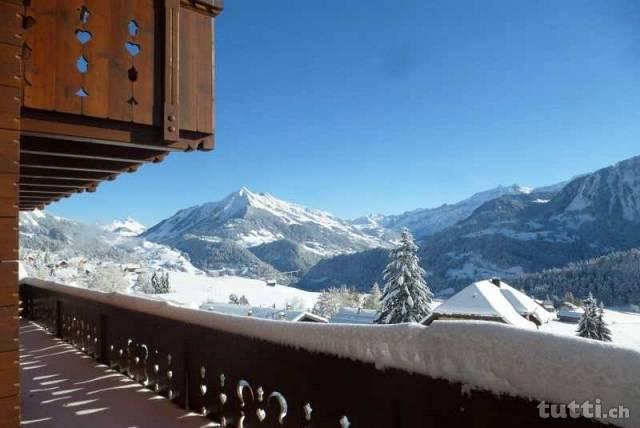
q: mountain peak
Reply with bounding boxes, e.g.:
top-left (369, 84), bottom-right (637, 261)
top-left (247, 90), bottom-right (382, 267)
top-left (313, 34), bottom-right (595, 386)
top-left (102, 217), bottom-right (146, 237)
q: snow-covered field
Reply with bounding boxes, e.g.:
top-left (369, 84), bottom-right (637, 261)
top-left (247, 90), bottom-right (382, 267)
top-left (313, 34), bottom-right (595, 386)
top-left (157, 272), bottom-right (319, 310)
top-left (541, 309), bottom-right (640, 352)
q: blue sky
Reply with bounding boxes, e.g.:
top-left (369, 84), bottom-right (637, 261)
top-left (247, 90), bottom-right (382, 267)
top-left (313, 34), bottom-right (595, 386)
top-left (50, 0), bottom-right (640, 226)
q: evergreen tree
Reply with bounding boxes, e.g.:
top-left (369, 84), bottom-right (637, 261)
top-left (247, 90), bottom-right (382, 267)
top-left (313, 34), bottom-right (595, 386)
top-left (577, 293), bottom-right (599, 339)
top-left (595, 302), bottom-right (612, 342)
top-left (363, 282), bottom-right (382, 310)
top-left (375, 229), bottom-right (433, 324)
top-left (238, 295), bottom-right (250, 305)
top-left (229, 293), bottom-right (240, 304)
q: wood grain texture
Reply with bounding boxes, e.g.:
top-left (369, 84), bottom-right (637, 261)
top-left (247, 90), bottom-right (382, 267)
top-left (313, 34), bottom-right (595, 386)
top-left (0, 306), bottom-right (18, 352)
top-left (132, 0), bottom-right (157, 125)
top-left (179, 9), bottom-right (197, 132)
top-left (0, 394), bottom-right (19, 428)
top-left (0, 174), bottom-right (17, 199)
top-left (0, 44), bottom-right (22, 88)
top-left (196, 15), bottom-right (213, 133)
top-left (54, 0), bottom-right (84, 114)
top-left (83, 0), bottom-right (111, 118)
top-left (0, 199), bottom-right (18, 218)
top-left (108, 0), bottom-right (134, 122)
top-left (0, 351), bottom-right (18, 398)
top-left (0, 3), bottom-right (23, 47)
top-left (23, 0), bottom-right (58, 110)
top-left (0, 130), bottom-right (19, 174)
top-left (0, 217), bottom-right (17, 260)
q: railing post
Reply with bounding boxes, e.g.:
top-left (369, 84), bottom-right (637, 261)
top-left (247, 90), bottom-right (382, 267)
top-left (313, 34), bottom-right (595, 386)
top-left (55, 300), bottom-right (62, 338)
top-left (99, 313), bottom-right (108, 365)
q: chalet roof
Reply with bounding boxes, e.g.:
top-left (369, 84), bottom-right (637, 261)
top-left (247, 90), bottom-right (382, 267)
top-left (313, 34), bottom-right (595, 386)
top-left (428, 280), bottom-right (536, 329)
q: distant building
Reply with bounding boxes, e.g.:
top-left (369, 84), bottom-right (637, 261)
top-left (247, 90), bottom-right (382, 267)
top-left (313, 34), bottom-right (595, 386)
top-left (330, 307), bottom-right (378, 325)
top-left (422, 279), bottom-right (549, 329)
top-left (265, 279), bottom-right (277, 287)
top-left (199, 302), bottom-right (327, 323)
top-left (557, 304), bottom-right (584, 323)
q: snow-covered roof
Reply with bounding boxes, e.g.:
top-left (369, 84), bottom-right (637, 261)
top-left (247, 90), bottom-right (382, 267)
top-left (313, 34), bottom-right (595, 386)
top-left (558, 306), bottom-right (584, 318)
top-left (199, 302), bottom-right (327, 323)
top-left (330, 307), bottom-right (377, 324)
top-left (21, 278), bottom-right (640, 428)
top-left (499, 283), bottom-right (554, 324)
top-left (429, 280), bottom-right (536, 329)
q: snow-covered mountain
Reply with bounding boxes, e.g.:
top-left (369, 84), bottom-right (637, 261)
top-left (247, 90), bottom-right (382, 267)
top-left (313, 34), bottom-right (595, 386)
top-left (299, 155), bottom-right (640, 303)
top-left (141, 187), bottom-right (395, 279)
top-left (375, 184), bottom-right (536, 238)
top-left (101, 217), bottom-right (146, 237)
top-left (144, 187), bottom-right (391, 252)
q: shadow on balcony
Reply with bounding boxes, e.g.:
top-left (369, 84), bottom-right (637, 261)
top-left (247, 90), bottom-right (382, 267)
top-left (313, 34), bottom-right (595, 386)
top-left (20, 322), bottom-right (213, 427)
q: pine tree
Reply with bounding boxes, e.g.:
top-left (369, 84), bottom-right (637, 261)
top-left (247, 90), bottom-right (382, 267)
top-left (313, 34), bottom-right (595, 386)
top-left (229, 293), bottom-right (240, 304)
top-left (577, 293), bottom-right (599, 339)
top-left (363, 282), bottom-right (382, 310)
top-left (595, 302), bottom-right (612, 342)
top-left (238, 295), bottom-right (250, 305)
top-left (375, 229), bottom-right (433, 324)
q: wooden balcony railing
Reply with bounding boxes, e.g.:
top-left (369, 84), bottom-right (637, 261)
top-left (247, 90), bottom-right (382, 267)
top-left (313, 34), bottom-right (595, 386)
top-left (19, 279), bottom-right (608, 428)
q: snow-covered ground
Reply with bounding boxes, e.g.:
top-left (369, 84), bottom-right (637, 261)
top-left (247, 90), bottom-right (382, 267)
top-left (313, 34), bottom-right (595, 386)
top-left (541, 308), bottom-right (640, 352)
top-left (156, 272), bottom-right (320, 310)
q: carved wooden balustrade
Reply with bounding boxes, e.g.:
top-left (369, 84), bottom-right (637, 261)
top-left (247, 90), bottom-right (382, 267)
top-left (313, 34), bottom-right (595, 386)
top-left (20, 280), bottom-right (605, 428)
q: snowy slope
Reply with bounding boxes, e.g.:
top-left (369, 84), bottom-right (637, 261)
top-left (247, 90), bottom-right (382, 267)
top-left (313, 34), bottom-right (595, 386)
top-left (156, 271), bottom-right (319, 310)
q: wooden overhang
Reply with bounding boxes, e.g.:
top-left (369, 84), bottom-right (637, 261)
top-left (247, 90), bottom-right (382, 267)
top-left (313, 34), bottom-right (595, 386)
top-left (11, 0), bottom-right (223, 211)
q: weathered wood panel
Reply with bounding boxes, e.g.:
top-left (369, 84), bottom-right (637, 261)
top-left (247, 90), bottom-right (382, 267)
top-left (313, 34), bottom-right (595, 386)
top-left (108, 0), bottom-right (134, 122)
top-left (0, 263), bottom-right (18, 308)
top-left (0, 351), bottom-right (18, 398)
top-left (196, 17), bottom-right (214, 133)
top-left (54, 0), bottom-right (84, 115)
top-left (0, 217), bottom-right (17, 261)
top-left (0, 86), bottom-right (20, 117)
top-left (23, 0), bottom-right (57, 111)
top-left (132, 0), bottom-right (157, 125)
top-left (0, 306), bottom-right (18, 352)
top-left (0, 3), bottom-right (23, 48)
top-left (0, 44), bottom-right (22, 88)
top-left (0, 199), bottom-right (17, 218)
top-left (0, 175), bottom-right (17, 199)
top-left (0, 130), bottom-right (18, 174)
top-left (0, 394), bottom-right (19, 428)
top-left (83, 0), bottom-right (112, 118)
top-left (179, 8), bottom-right (214, 133)
top-left (179, 9), bottom-right (197, 132)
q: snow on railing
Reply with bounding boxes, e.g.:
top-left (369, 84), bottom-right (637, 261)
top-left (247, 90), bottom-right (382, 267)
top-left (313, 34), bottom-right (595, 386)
top-left (21, 278), bottom-right (640, 427)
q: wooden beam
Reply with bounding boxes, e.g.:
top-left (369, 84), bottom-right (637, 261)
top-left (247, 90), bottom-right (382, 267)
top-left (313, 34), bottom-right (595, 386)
top-left (20, 153), bottom-right (141, 174)
top-left (20, 167), bottom-right (115, 181)
top-left (20, 184), bottom-right (96, 193)
top-left (20, 177), bottom-right (97, 188)
top-left (21, 109), bottom-right (209, 152)
top-left (21, 137), bottom-right (169, 163)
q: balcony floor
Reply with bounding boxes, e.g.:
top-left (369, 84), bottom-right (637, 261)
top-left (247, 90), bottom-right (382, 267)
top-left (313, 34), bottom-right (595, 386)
top-left (20, 321), bottom-right (215, 427)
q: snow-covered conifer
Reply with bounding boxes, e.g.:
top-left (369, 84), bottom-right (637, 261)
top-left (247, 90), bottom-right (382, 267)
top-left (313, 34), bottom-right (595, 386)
top-left (595, 302), bottom-right (612, 342)
top-left (577, 293), bottom-right (599, 339)
top-left (375, 229), bottom-right (433, 324)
